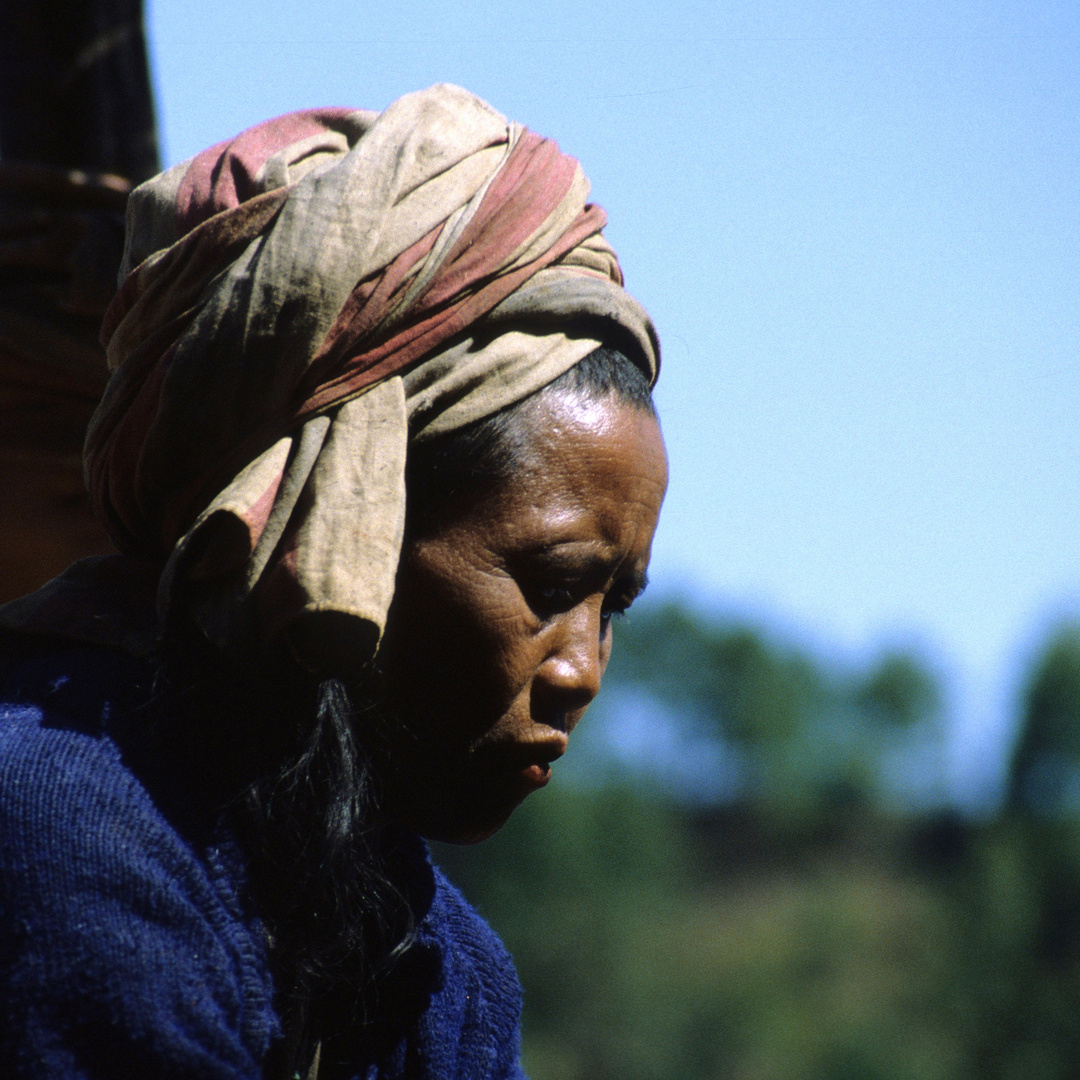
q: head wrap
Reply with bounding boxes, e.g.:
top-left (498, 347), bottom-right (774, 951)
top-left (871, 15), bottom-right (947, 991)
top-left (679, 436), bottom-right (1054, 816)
top-left (13, 85), bottom-right (659, 668)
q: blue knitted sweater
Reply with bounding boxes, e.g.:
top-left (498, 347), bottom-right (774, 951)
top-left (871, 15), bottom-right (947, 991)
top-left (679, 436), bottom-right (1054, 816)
top-left (0, 642), bottom-right (527, 1080)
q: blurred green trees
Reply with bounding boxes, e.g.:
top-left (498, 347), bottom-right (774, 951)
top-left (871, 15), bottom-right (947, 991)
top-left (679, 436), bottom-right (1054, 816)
top-left (434, 603), bottom-right (1080, 1080)
top-left (1008, 624), bottom-right (1080, 817)
top-left (595, 602), bottom-right (944, 821)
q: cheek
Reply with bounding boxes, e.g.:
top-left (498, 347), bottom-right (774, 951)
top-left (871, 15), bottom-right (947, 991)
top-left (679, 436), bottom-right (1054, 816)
top-left (381, 554), bottom-right (540, 734)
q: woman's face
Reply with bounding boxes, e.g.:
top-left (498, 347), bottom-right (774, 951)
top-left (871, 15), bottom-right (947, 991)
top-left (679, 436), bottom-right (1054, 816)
top-left (376, 389), bottom-right (668, 843)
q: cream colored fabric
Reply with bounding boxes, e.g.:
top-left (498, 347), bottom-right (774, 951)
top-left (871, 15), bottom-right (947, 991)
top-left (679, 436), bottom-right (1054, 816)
top-left (5, 85), bottom-right (658, 669)
top-left (170, 299), bottom-right (624, 669)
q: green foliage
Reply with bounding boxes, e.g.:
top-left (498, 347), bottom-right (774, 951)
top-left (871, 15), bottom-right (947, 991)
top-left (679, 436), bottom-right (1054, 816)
top-left (432, 600), bottom-right (1080, 1080)
top-left (1008, 624), bottom-right (1080, 816)
top-left (437, 784), bottom-right (1080, 1080)
top-left (433, 784), bottom-right (710, 1080)
top-left (437, 792), bottom-right (1080, 1080)
top-left (856, 652), bottom-right (941, 731)
top-left (606, 602), bottom-right (824, 749)
top-left (598, 600), bottom-right (944, 820)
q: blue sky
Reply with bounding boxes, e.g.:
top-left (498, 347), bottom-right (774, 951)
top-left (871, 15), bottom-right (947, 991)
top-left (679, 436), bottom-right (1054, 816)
top-left (147, 0), bottom-right (1080, 805)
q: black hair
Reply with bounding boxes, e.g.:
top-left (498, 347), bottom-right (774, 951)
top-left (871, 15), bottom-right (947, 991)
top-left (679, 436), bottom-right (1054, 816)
top-left (141, 630), bottom-right (425, 1079)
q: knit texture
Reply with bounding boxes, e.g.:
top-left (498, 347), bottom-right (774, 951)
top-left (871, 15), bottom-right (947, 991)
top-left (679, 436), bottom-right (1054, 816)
top-left (0, 642), bottom-right (526, 1079)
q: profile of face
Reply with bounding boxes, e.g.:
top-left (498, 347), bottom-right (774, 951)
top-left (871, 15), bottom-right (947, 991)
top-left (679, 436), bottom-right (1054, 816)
top-left (376, 389), bottom-right (668, 843)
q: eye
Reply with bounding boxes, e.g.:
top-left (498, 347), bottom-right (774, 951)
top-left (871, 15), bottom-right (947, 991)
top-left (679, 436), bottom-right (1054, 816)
top-left (599, 598), bottom-right (630, 637)
top-left (512, 553), bottom-right (644, 633)
top-left (526, 581), bottom-right (579, 620)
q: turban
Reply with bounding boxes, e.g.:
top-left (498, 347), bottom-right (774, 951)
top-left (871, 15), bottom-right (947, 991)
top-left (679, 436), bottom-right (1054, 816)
top-left (19, 85), bottom-right (659, 666)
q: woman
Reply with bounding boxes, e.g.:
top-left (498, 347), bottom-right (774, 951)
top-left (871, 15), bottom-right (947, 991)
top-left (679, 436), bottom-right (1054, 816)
top-left (0, 85), bottom-right (666, 1079)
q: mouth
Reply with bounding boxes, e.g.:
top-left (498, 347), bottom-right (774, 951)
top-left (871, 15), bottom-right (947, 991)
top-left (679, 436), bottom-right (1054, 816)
top-left (519, 760), bottom-right (552, 789)
top-left (496, 735), bottom-right (566, 792)
top-left (518, 728), bottom-right (569, 790)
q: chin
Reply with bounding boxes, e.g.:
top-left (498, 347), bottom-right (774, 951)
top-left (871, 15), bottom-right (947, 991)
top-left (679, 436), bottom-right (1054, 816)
top-left (417, 788), bottom-right (529, 845)
top-left (433, 823), bottom-right (506, 846)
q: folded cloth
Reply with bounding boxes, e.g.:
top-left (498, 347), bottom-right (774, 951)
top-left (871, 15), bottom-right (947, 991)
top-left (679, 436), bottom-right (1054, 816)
top-left (11, 84), bottom-right (659, 670)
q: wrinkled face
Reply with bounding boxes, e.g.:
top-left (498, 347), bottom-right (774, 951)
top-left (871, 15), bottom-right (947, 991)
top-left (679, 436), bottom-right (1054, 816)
top-left (375, 390), bottom-right (668, 843)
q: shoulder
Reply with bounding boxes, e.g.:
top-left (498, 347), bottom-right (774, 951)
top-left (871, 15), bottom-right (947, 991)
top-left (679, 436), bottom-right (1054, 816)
top-left (427, 866), bottom-right (522, 1010)
top-left (408, 864), bottom-right (526, 1080)
top-left (0, 643), bottom-right (153, 862)
top-left (0, 642), bottom-right (171, 873)
top-left (0, 643), bottom-right (277, 1079)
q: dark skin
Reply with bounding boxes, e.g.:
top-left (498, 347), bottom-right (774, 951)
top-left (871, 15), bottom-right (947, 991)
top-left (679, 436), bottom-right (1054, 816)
top-left (376, 389), bottom-right (668, 843)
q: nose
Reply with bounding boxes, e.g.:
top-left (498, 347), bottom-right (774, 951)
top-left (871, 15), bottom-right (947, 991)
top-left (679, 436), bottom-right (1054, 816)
top-left (535, 602), bottom-right (605, 722)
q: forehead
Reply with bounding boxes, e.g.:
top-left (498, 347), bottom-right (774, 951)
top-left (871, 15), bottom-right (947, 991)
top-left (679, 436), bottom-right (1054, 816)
top-left (478, 391), bottom-right (668, 538)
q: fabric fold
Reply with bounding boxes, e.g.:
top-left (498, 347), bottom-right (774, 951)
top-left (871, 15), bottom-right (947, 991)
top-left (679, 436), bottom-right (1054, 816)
top-left (6, 83), bottom-right (659, 668)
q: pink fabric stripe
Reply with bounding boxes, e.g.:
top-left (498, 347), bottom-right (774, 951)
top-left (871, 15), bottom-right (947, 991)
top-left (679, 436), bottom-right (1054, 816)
top-left (422, 133), bottom-right (577, 308)
top-left (102, 188), bottom-right (289, 355)
top-left (91, 102), bottom-right (619, 559)
top-left (175, 108), bottom-right (357, 235)
top-left (295, 202), bottom-right (607, 418)
top-left (237, 474), bottom-right (283, 545)
top-left (293, 132), bottom-right (587, 416)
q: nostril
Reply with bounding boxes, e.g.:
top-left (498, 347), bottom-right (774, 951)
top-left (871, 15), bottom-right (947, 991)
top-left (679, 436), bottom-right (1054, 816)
top-left (564, 707), bottom-right (588, 736)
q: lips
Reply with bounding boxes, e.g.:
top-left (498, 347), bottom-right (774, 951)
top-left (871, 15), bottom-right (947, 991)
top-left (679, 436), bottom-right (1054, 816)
top-left (519, 761), bottom-right (552, 789)
top-left (512, 733), bottom-right (565, 768)
top-left (476, 735), bottom-right (564, 795)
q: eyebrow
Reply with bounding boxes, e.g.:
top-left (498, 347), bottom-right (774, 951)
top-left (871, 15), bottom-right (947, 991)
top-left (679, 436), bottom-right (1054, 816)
top-left (528, 546), bottom-right (650, 602)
